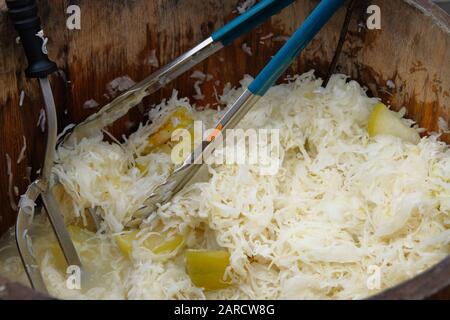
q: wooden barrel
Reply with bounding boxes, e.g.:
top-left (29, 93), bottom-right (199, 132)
top-left (0, 0), bottom-right (449, 299)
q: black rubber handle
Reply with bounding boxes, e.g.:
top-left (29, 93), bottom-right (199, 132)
top-left (6, 0), bottom-right (57, 78)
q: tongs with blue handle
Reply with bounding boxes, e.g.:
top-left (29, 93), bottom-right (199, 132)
top-left (64, 0), bottom-right (296, 145)
top-left (138, 0), bottom-right (345, 220)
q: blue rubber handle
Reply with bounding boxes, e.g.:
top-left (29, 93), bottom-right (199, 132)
top-left (248, 0), bottom-right (345, 96)
top-left (211, 0), bottom-right (295, 46)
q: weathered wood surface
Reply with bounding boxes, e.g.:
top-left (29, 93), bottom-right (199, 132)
top-left (0, 0), bottom-right (449, 299)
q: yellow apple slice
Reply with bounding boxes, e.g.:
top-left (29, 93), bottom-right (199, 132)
top-left (115, 230), bottom-right (184, 258)
top-left (186, 250), bottom-right (231, 291)
top-left (368, 102), bottom-right (420, 144)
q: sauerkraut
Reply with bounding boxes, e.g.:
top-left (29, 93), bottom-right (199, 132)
top-left (1, 71), bottom-right (449, 300)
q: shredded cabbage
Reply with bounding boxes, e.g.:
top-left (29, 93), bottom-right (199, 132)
top-left (1, 72), bottom-right (450, 300)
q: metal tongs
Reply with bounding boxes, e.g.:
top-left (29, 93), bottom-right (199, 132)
top-left (9, 0), bottom-right (344, 293)
top-left (63, 0), bottom-right (344, 221)
top-left (136, 0), bottom-right (345, 220)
